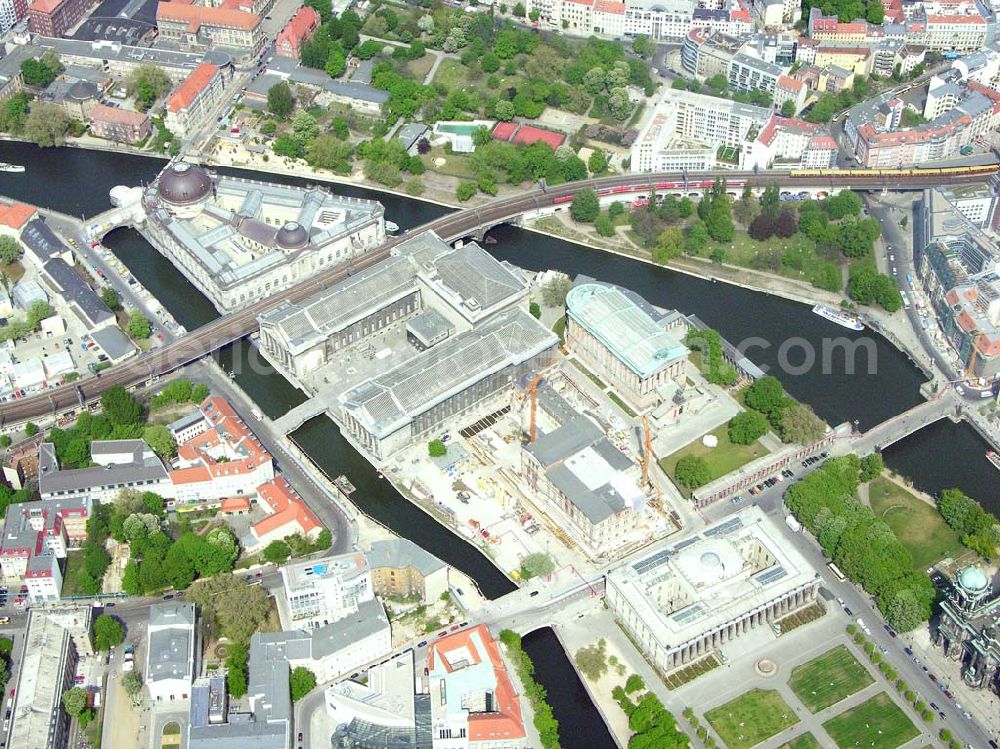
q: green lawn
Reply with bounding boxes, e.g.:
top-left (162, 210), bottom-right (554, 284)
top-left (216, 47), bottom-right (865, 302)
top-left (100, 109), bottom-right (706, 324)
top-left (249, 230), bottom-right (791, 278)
top-left (705, 689), bottom-right (800, 749)
top-left (698, 230), bottom-right (843, 292)
top-left (660, 423), bottom-right (770, 497)
top-left (404, 54), bottom-right (436, 82)
top-left (432, 58), bottom-right (525, 96)
top-left (420, 146), bottom-right (478, 179)
top-left (779, 734), bottom-right (822, 749)
top-left (552, 316), bottom-right (566, 343)
top-left (822, 693), bottom-right (920, 749)
top-left (869, 477), bottom-right (965, 571)
top-left (60, 550), bottom-right (89, 597)
top-left (789, 645), bottom-right (874, 712)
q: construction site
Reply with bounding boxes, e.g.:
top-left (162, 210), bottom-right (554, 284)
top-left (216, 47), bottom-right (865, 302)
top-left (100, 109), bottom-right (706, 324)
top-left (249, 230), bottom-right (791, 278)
top-left (256, 230), bottom-right (763, 575)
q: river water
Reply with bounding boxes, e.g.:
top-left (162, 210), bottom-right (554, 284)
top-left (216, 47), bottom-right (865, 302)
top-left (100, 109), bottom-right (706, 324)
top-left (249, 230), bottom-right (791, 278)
top-left (1, 139), bottom-right (995, 548)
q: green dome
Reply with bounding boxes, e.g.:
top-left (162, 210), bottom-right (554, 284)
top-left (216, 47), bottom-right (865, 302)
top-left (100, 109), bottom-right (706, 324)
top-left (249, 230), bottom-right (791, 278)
top-left (958, 566), bottom-right (990, 592)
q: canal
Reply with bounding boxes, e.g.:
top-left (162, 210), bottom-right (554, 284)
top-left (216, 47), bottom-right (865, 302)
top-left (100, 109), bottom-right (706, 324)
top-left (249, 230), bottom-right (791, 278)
top-left (522, 628), bottom-right (618, 749)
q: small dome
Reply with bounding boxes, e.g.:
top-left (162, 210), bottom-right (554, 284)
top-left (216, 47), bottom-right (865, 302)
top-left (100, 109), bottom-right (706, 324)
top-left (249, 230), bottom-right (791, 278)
top-left (276, 221), bottom-right (309, 249)
top-left (157, 162), bottom-right (212, 206)
top-left (958, 566), bottom-right (990, 593)
top-left (68, 79), bottom-right (99, 101)
top-left (701, 552), bottom-right (721, 568)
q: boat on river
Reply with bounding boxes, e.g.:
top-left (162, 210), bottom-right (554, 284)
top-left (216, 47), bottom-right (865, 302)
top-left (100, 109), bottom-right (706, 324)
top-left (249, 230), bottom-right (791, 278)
top-left (0, 163), bottom-right (25, 173)
top-left (385, 221), bottom-right (400, 233)
top-left (987, 451), bottom-right (1000, 471)
top-left (812, 304), bottom-right (864, 331)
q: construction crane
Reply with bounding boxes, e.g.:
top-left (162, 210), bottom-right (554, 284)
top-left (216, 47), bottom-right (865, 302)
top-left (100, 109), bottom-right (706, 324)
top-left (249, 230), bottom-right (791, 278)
top-left (641, 416), bottom-right (662, 510)
top-left (519, 366), bottom-right (555, 443)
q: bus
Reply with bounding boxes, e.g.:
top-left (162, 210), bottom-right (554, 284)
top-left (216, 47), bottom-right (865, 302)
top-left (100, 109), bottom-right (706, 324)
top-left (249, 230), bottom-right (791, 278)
top-left (900, 290), bottom-right (911, 309)
top-left (827, 562), bottom-right (847, 582)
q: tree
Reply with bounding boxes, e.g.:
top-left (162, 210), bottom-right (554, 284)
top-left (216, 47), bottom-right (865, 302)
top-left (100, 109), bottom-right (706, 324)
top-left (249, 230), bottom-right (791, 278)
top-left (0, 236), bottom-right (21, 265)
top-left (100, 286), bottom-right (121, 311)
top-left (93, 614), bottom-right (125, 651)
top-left (355, 40), bottom-right (383, 60)
top-left (779, 402), bottom-right (827, 444)
top-left (24, 103), bottom-right (71, 147)
top-left (887, 588), bottom-right (925, 632)
top-left (121, 671), bottom-right (143, 696)
top-left (263, 539), bottom-right (292, 563)
top-left (541, 276), bottom-right (572, 307)
top-left (859, 453), bottom-right (884, 482)
top-left (867, 0), bottom-right (885, 23)
top-left (21, 58), bottom-right (58, 87)
top-left (728, 411), bottom-right (769, 445)
top-left (745, 376), bottom-right (785, 416)
top-left (624, 674), bottom-right (645, 694)
top-left (780, 100), bottom-right (796, 117)
top-left (654, 227), bottom-right (684, 264)
top-left (595, 214), bottom-right (615, 237)
top-left (143, 424), bottom-right (176, 459)
top-left (519, 553), bottom-right (555, 580)
top-left (126, 311), bottom-right (152, 340)
top-left (512, 1), bottom-right (525, 15)
top-left (705, 199), bottom-right (734, 242)
top-left (748, 213), bottom-right (775, 241)
top-left (127, 64), bottom-right (171, 110)
top-left (62, 687), bottom-right (88, 717)
top-left (674, 455), bottom-right (711, 489)
top-left (632, 35), bottom-right (654, 57)
top-left (267, 81), bottom-right (294, 117)
top-left (289, 666), bottom-right (317, 701)
top-left (24, 422), bottom-right (38, 437)
top-left (774, 211), bottom-right (797, 238)
top-left (529, 301), bottom-right (541, 319)
top-left (226, 642), bottom-right (249, 698)
top-left (325, 42), bottom-right (347, 78)
top-left (188, 574), bottom-right (271, 645)
top-left (428, 439), bottom-right (447, 457)
top-left (685, 222), bottom-right (709, 254)
top-left (588, 149), bottom-right (608, 175)
top-left (494, 99), bottom-right (515, 121)
top-left (456, 182), bottom-right (477, 202)
top-left (121, 560), bottom-right (140, 595)
top-left (760, 184), bottom-right (781, 218)
top-left (101, 385), bottom-right (143, 426)
top-left (575, 641), bottom-right (608, 681)
top-left (571, 189), bottom-right (600, 223)
top-left (827, 190), bottom-right (862, 220)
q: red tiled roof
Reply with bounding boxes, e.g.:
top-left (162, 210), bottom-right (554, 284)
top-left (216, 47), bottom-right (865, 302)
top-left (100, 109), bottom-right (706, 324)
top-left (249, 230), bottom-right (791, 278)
top-left (156, 2), bottom-right (260, 31)
top-left (29, 0), bottom-right (64, 14)
top-left (593, 0), bottom-right (625, 14)
top-left (777, 74), bottom-right (803, 92)
top-left (168, 63), bottom-right (219, 113)
top-left (808, 135), bottom-right (838, 150)
top-left (927, 13), bottom-right (985, 23)
top-left (221, 497), bottom-right (252, 512)
top-left (277, 5), bottom-right (319, 46)
top-left (0, 203), bottom-right (36, 230)
top-left (428, 625), bottom-right (526, 742)
top-left (90, 104), bottom-right (149, 126)
top-left (253, 476), bottom-right (321, 538)
top-left (511, 125), bottom-right (565, 150)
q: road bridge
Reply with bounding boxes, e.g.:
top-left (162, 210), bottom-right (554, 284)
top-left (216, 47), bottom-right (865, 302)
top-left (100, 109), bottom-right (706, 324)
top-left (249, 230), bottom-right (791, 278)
top-left (3, 167), bottom-right (997, 426)
top-left (851, 391), bottom-right (961, 455)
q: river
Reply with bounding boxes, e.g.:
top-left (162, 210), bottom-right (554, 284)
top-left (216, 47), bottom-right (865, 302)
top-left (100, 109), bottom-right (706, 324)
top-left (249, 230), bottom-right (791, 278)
top-left (2, 139), bottom-right (995, 540)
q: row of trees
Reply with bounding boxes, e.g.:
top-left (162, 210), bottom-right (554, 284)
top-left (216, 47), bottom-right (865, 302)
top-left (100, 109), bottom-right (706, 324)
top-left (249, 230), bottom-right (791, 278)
top-left (848, 265), bottom-right (902, 312)
top-left (784, 455), bottom-right (935, 631)
top-left (684, 328), bottom-right (737, 387)
top-left (613, 686), bottom-right (690, 749)
top-left (498, 630), bottom-right (561, 749)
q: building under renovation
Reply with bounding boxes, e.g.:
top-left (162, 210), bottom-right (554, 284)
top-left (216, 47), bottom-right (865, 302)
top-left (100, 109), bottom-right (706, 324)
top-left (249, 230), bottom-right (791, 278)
top-left (142, 161), bottom-right (385, 312)
top-left (258, 231), bottom-right (556, 460)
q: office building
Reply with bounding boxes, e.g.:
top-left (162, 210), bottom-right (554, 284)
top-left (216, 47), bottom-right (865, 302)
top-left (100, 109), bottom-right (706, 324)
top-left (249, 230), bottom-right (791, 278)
top-left (28, 0), bottom-right (91, 37)
top-left (155, 2), bottom-right (265, 59)
top-left (8, 606), bottom-right (92, 749)
top-left (165, 63), bottom-right (231, 139)
top-left (89, 104), bottom-right (151, 143)
top-left (607, 507), bottom-right (820, 674)
top-left (147, 603), bottom-right (197, 702)
top-left (367, 538), bottom-right (449, 604)
top-left (280, 552), bottom-right (372, 629)
top-left (38, 439), bottom-right (169, 503)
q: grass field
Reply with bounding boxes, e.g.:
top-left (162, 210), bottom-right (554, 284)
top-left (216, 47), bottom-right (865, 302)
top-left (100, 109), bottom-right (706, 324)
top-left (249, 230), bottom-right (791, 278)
top-left (788, 645), bottom-right (874, 712)
top-left (404, 54), bottom-right (436, 82)
top-left (705, 689), bottom-right (799, 749)
top-left (432, 59), bottom-right (525, 96)
top-left (60, 550), bottom-right (88, 597)
top-left (660, 423), bottom-right (770, 497)
top-left (869, 477), bottom-right (965, 570)
top-left (779, 734), bottom-right (822, 749)
top-left (698, 229), bottom-right (843, 292)
top-left (822, 693), bottom-right (920, 749)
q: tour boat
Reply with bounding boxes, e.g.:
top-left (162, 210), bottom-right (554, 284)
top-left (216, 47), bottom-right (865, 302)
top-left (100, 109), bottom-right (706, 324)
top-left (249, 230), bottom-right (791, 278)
top-left (0, 163), bottom-right (25, 173)
top-left (987, 450), bottom-right (1000, 471)
top-left (812, 304), bottom-right (865, 331)
top-left (385, 221), bottom-right (400, 233)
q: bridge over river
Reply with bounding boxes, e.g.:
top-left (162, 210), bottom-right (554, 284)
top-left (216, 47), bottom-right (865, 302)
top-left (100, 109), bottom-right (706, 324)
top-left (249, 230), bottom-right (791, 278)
top-left (0, 167), bottom-right (993, 427)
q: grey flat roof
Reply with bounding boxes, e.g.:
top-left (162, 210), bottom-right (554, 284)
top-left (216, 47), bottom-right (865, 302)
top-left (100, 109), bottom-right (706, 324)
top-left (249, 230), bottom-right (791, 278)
top-left (168, 410), bottom-right (204, 432)
top-left (546, 463), bottom-right (626, 525)
top-left (367, 538), bottom-right (446, 577)
top-left (38, 441), bottom-right (168, 496)
top-left (406, 307), bottom-right (454, 345)
top-left (341, 308), bottom-right (557, 437)
top-left (526, 414), bottom-right (604, 467)
top-left (89, 326), bottom-right (136, 361)
top-left (265, 56), bottom-right (389, 103)
top-left (41, 258), bottom-right (115, 328)
top-left (91, 439), bottom-right (147, 460)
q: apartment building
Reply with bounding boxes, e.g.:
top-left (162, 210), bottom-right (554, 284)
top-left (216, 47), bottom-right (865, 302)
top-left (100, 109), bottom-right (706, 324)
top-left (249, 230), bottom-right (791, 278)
top-left (727, 50), bottom-right (785, 94)
top-left (28, 0), bottom-right (92, 37)
top-left (275, 5), bottom-right (319, 59)
top-left (742, 113), bottom-right (838, 170)
top-left (280, 552), bottom-right (372, 629)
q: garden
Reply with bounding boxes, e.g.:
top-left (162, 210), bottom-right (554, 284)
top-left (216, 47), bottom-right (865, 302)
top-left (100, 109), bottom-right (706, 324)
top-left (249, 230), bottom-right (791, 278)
top-left (788, 645), bottom-right (874, 713)
top-left (822, 692), bottom-right (920, 749)
top-left (704, 688), bottom-right (800, 749)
